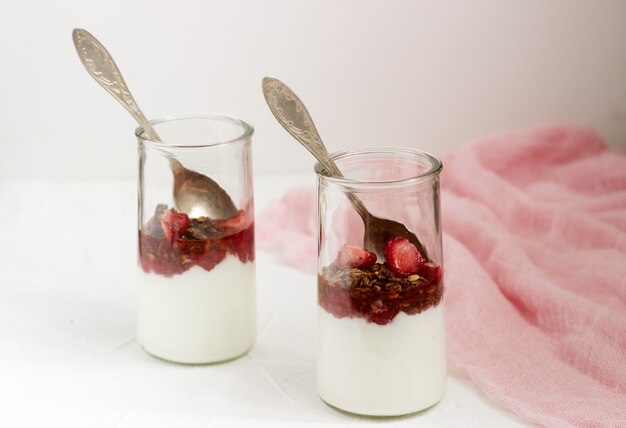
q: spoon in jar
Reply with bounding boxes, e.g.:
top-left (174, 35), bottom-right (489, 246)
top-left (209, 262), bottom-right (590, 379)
top-left (72, 28), bottom-right (237, 219)
top-left (262, 77), bottom-right (427, 259)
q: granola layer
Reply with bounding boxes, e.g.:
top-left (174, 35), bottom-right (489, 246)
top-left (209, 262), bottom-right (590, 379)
top-left (318, 262), bottom-right (443, 325)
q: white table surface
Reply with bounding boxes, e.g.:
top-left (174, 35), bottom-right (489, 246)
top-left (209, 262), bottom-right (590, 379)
top-left (0, 175), bottom-right (532, 428)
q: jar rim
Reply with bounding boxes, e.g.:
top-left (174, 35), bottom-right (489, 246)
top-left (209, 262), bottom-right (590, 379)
top-left (314, 146), bottom-right (443, 189)
top-left (135, 113), bottom-right (254, 150)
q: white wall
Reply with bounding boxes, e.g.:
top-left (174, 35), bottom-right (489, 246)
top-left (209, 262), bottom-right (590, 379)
top-left (1, 0), bottom-right (625, 180)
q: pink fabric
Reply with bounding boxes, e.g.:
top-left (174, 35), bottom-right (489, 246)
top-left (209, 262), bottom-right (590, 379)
top-left (257, 127), bottom-right (626, 427)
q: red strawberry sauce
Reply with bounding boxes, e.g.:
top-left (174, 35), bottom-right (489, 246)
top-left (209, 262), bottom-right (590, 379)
top-left (139, 204), bottom-right (254, 277)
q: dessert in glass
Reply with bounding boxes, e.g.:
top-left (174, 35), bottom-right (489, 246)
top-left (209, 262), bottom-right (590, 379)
top-left (136, 114), bottom-right (256, 364)
top-left (316, 147), bottom-right (445, 416)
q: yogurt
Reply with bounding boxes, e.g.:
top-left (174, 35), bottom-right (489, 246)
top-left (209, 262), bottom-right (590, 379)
top-left (138, 256), bottom-right (256, 364)
top-left (317, 303), bottom-right (446, 416)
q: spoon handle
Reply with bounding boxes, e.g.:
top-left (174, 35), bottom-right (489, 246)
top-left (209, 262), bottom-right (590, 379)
top-left (262, 77), bottom-right (368, 218)
top-left (72, 28), bottom-right (160, 142)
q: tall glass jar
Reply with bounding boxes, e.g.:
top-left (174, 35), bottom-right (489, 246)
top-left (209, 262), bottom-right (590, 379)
top-left (316, 147), bottom-right (445, 416)
top-left (136, 114), bottom-right (255, 364)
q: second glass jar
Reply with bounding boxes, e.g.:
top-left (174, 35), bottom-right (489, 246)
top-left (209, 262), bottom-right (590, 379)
top-left (316, 147), bottom-right (445, 416)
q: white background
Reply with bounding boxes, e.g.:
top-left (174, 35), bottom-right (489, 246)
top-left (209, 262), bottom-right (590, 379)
top-left (1, 0), bottom-right (625, 181)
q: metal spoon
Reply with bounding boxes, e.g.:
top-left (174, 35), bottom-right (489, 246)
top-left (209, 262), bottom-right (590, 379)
top-left (72, 28), bottom-right (237, 219)
top-left (262, 77), bottom-right (427, 259)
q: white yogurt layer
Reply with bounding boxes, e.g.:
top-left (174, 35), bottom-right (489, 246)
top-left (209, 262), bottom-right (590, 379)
top-left (317, 303), bottom-right (446, 416)
top-left (137, 255), bottom-right (256, 364)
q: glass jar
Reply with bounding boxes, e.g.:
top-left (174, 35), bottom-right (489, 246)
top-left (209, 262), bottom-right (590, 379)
top-left (136, 114), bottom-right (256, 364)
top-left (316, 147), bottom-right (445, 416)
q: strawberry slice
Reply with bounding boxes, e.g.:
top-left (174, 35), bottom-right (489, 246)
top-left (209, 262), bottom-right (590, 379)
top-left (384, 237), bottom-right (425, 278)
top-left (419, 262), bottom-right (442, 283)
top-left (334, 244), bottom-right (377, 270)
top-left (160, 210), bottom-right (190, 244)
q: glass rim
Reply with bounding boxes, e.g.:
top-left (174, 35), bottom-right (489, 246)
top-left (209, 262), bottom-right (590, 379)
top-left (135, 113), bottom-right (254, 150)
top-left (314, 146), bottom-right (443, 189)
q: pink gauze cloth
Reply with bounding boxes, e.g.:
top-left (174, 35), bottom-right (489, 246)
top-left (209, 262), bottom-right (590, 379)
top-left (256, 126), bottom-right (626, 428)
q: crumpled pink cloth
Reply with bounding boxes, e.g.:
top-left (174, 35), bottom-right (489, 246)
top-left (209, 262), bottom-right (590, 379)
top-left (257, 126), bottom-right (626, 427)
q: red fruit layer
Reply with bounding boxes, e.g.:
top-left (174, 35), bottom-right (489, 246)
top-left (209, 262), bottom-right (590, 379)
top-left (384, 237), bottom-right (426, 278)
top-left (139, 205), bottom-right (254, 277)
top-left (160, 210), bottom-right (190, 244)
top-left (334, 244), bottom-right (377, 270)
top-left (318, 261), bottom-right (443, 326)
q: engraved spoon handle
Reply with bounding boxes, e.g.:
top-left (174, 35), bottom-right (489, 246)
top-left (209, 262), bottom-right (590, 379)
top-left (72, 28), bottom-right (161, 142)
top-left (262, 77), bottom-right (369, 219)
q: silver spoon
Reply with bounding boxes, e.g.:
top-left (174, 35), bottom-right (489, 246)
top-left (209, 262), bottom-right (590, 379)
top-left (262, 77), bottom-right (427, 259)
top-left (72, 28), bottom-right (237, 219)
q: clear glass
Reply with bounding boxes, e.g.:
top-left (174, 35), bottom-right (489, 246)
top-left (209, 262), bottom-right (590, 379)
top-left (136, 114), bottom-right (256, 364)
top-left (316, 147), bottom-right (445, 416)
